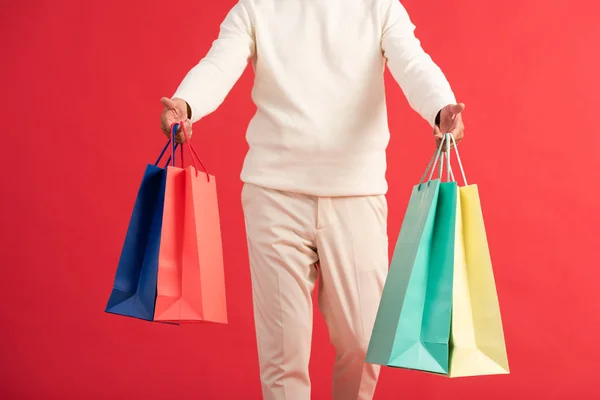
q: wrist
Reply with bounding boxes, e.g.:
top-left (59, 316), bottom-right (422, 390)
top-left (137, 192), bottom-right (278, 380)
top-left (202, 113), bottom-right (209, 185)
top-left (186, 102), bottom-right (192, 120)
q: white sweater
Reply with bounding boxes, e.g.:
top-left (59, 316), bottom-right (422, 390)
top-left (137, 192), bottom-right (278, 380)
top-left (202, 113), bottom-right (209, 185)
top-left (173, 0), bottom-right (456, 196)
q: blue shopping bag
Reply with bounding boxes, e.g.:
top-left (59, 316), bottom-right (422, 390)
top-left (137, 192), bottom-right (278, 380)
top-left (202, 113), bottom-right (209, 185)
top-left (366, 136), bottom-right (457, 374)
top-left (105, 137), bottom-right (179, 321)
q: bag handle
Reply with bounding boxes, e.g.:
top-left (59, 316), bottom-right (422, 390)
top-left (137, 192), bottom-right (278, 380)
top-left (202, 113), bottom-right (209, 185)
top-left (171, 122), bottom-right (211, 182)
top-left (171, 124), bottom-right (177, 167)
top-left (154, 139), bottom-right (179, 167)
top-left (419, 134), bottom-right (449, 185)
top-left (444, 134), bottom-right (468, 186)
top-left (419, 133), bottom-right (468, 186)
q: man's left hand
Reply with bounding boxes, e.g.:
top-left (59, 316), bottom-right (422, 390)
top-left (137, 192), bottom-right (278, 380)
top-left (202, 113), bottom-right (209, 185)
top-left (434, 103), bottom-right (465, 150)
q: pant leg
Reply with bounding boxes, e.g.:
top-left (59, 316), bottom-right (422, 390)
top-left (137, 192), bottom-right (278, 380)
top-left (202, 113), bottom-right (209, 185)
top-left (315, 195), bottom-right (389, 400)
top-left (241, 184), bottom-right (319, 400)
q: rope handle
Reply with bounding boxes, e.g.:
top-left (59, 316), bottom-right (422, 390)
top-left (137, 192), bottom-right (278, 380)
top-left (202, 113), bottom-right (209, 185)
top-left (154, 140), bottom-right (178, 167)
top-left (171, 122), bottom-right (211, 182)
top-left (444, 134), bottom-right (468, 186)
top-left (419, 134), bottom-right (449, 185)
top-left (418, 133), bottom-right (468, 186)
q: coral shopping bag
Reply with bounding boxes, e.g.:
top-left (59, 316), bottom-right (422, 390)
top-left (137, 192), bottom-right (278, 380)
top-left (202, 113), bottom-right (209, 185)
top-left (105, 140), bottom-right (177, 321)
top-left (366, 136), bottom-right (456, 374)
top-left (153, 123), bottom-right (227, 324)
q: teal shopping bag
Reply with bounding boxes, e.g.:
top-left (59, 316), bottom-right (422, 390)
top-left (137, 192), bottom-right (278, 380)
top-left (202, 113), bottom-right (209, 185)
top-left (366, 138), bottom-right (457, 374)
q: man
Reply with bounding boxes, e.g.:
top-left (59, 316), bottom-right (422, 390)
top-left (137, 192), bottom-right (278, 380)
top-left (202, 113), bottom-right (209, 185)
top-left (160, 0), bottom-right (465, 398)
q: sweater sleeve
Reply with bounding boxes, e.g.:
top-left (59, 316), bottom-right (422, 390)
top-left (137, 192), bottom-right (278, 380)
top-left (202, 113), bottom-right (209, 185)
top-left (381, 0), bottom-right (456, 127)
top-left (173, 1), bottom-right (255, 123)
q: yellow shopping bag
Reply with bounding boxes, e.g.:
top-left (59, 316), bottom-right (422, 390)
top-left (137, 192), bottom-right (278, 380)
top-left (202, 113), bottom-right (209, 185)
top-left (446, 136), bottom-right (510, 377)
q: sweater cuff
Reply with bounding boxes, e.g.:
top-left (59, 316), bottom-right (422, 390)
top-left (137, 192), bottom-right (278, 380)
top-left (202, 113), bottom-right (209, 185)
top-left (424, 94), bottom-right (456, 128)
top-left (172, 91), bottom-right (202, 124)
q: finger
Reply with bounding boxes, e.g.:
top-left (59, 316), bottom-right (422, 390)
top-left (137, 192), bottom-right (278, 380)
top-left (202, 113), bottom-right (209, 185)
top-left (449, 135), bottom-right (463, 150)
top-left (182, 119), bottom-right (193, 141)
top-left (172, 121), bottom-right (193, 144)
top-left (161, 97), bottom-right (178, 110)
top-left (451, 103), bottom-right (466, 114)
top-left (171, 125), bottom-right (184, 144)
top-left (162, 122), bottom-right (178, 142)
top-left (450, 125), bottom-right (464, 142)
top-left (170, 123), bottom-right (183, 144)
top-left (175, 132), bottom-right (185, 143)
top-left (161, 118), bottom-right (173, 135)
top-left (444, 139), bottom-right (452, 152)
top-left (439, 107), bottom-right (463, 130)
top-left (433, 127), bottom-right (450, 151)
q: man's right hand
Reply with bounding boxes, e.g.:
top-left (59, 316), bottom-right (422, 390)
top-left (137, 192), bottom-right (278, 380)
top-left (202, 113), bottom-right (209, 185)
top-left (160, 97), bottom-right (193, 143)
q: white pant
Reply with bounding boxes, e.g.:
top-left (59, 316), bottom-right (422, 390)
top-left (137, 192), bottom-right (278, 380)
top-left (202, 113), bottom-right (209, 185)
top-left (241, 183), bottom-right (389, 400)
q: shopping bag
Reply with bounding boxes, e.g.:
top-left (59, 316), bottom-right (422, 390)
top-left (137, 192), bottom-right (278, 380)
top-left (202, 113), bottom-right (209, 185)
top-left (447, 137), bottom-right (510, 376)
top-left (153, 124), bottom-right (227, 324)
top-left (366, 136), bottom-right (456, 374)
top-left (105, 140), bottom-right (178, 321)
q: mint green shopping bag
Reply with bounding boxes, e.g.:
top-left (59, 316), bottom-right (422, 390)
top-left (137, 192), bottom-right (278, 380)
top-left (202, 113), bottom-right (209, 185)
top-left (366, 138), bottom-right (457, 374)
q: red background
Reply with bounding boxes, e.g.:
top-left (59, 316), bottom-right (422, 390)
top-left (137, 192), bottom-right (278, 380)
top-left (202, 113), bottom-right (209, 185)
top-left (2, 0), bottom-right (599, 398)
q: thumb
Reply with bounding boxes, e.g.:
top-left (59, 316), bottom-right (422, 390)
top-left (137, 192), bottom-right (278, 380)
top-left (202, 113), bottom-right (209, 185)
top-left (160, 97), bottom-right (178, 110)
top-left (446, 103), bottom-right (466, 115)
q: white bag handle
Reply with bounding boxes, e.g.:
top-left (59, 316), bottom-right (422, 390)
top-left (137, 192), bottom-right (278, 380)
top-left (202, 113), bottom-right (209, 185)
top-left (418, 133), bottom-right (468, 186)
top-left (445, 133), bottom-right (468, 186)
top-left (419, 134), bottom-right (449, 185)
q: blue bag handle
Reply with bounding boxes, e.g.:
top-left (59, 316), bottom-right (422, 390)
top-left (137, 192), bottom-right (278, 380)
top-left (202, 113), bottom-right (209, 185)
top-left (154, 123), bottom-right (180, 167)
